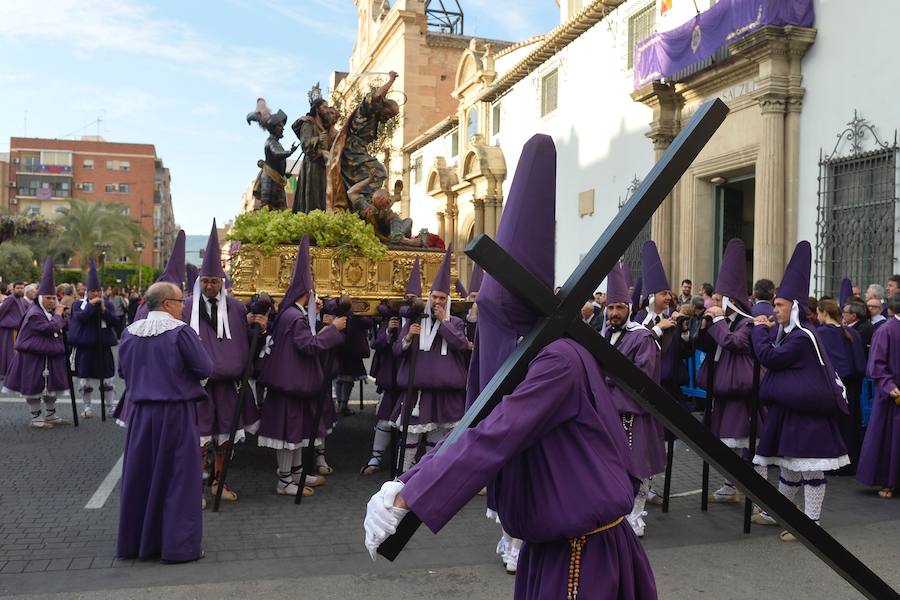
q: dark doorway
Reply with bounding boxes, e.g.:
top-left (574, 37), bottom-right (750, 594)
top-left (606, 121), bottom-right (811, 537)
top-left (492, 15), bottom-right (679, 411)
top-left (713, 176), bottom-right (755, 293)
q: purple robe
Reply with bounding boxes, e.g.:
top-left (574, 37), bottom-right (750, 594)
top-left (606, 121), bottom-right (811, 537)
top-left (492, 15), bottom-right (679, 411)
top-left (0, 295), bottom-right (25, 376)
top-left (389, 316), bottom-right (468, 431)
top-left (751, 324), bottom-right (849, 465)
top-left (69, 298), bottom-right (120, 379)
top-left (183, 295), bottom-right (259, 441)
top-left (370, 319), bottom-right (400, 421)
top-left (400, 339), bottom-right (657, 600)
top-left (696, 316), bottom-right (762, 445)
top-left (607, 325), bottom-right (666, 479)
top-left (134, 302), bottom-right (150, 323)
top-left (858, 317), bottom-right (900, 487)
top-left (336, 316), bottom-right (372, 379)
top-left (4, 304), bottom-right (67, 396)
top-left (116, 318), bottom-right (213, 562)
top-left (256, 304), bottom-right (343, 448)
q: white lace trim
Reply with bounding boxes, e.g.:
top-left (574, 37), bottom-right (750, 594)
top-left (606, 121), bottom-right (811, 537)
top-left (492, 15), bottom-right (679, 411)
top-left (126, 311), bottom-right (183, 337)
top-left (256, 430), bottom-right (331, 450)
top-left (201, 430), bottom-right (246, 447)
top-left (753, 454), bottom-right (850, 472)
top-left (389, 420), bottom-right (457, 435)
top-left (486, 508), bottom-right (501, 524)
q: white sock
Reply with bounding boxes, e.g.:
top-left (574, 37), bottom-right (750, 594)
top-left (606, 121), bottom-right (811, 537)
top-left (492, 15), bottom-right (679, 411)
top-left (315, 442), bottom-right (328, 468)
top-left (368, 422), bottom-right (392, 466)
top-left (103, 379), bottom-right (117, 407)
top-left (402, 433), bottom-right (420, 471)
top-left (631, 478), bottom-right (650, 518)
top-left (26, 397), bottom-right (41, 419)
top-left (778, 468), bottom-right (802, 503)
top-left (802, 470), bottom-right (826, 521)
top-left (276, 449), bottom-right (293, 478)
top-left (79, 379), bottom-right (93, 408)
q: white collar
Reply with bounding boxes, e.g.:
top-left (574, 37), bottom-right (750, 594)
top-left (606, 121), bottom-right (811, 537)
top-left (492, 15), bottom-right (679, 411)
top-left (128, 310), bottom-right (183, 337)
top-left (189, 280), bottom-right (231, 340)
top-left (871, 313), bottom-right (887, 324)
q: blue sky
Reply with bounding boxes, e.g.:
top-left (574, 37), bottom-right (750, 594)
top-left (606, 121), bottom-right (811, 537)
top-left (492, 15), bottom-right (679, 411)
top-left (0, 0), bottom-right (558, 234)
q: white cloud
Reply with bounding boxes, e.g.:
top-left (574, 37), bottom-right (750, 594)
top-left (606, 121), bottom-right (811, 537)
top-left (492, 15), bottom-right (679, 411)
top-left (259, 0), bottom-right (357, 42)
top-left (0, 0), bottom-right (304, 92)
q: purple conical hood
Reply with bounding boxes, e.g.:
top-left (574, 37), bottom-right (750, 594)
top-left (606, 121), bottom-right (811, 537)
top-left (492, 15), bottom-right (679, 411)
top-left (469, 134), bottom-right (556, 407)
top-left (640, 241), bottom-right (670, 295)
top-left (200, 220), bottom-right (226, 278)
top-left (631, 276), bottom-right (644, 312)
top-left (839, 277), bottom-right (853, 307)
top-left (280, 235), bottom-right (314, 311)
top-left (405, 257), bottom-right (422, 297)
top-left (455, 279), bottom-right (467, 298)
top-left (87, 257), bottom-right (101, 290)
top-left (776, 241), bottom-right (812, 308)
top-left (468, 265), bottom-right (483, 294)
top-left (715, 239), bottom-right (751, 313)
top-left (431, 245), bottom-right (453, 294)
top-left (186, 264), bottom-right (199, 292)
top-left (622, 263), bottom-right (634, 290)
top-left (606, 263), bottom-right (630, 306)
top-left (38, 257), bottom-right (55, 296)
top-left (157, 230), bottom-right (185, 286)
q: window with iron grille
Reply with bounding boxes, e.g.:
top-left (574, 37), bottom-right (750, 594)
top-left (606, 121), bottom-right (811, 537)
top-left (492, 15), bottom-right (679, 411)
top-left (815, 114), bottom-right (899, 297)
top-left (628, 3), bottom-right (656, 70)
top-left (540, 69), bottom-right (558, 117)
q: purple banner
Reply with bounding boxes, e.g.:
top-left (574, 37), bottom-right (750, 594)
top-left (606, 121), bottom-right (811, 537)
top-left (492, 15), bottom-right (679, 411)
top-left (633, 0), bottom-right (814, 89)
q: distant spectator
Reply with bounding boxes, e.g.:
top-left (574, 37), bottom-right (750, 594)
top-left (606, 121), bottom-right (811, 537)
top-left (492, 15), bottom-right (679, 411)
top-left (678, 279), bottom-right (693, 304)
top-left (752, 278), bottom-right (775, 318)
top-left (701, 282), bottom-right (714, 308)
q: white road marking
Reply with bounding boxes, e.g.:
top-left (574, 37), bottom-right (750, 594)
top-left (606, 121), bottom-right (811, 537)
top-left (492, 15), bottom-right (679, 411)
top-left (85, 454), bottom-right (124, 509)
top-left (669, 488), bottom-right (703, 498)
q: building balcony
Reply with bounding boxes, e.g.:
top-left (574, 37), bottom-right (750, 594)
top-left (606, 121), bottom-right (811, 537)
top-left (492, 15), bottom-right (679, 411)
top-left (16, 188), bottom-right (72, 199)
top-left (16, 164), bottom-right (73, 175)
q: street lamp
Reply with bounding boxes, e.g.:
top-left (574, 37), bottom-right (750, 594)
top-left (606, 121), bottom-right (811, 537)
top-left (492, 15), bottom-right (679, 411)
top-left (93, 241), bottom-right (111, 289)
top-left (133, 240), bottom-right (145, 290)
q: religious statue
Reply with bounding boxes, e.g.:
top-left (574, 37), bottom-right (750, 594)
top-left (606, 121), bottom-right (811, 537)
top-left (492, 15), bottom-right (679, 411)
top-left (326, 71), bottom-right (400, 212)
top-left (247, 98), bottom-right (298, 210)
top-left (291, 83), bottom-right (338, 214)
top-left (346, 175), bottom-right (425, 248)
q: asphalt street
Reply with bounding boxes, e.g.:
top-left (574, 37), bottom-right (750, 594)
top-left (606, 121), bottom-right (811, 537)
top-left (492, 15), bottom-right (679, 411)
top-left (1, 378), bottom-right (898, 599)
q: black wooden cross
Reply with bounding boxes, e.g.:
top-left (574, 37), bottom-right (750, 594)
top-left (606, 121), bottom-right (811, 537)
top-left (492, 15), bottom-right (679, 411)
top-left (377, 99), bottom-right (897, 600)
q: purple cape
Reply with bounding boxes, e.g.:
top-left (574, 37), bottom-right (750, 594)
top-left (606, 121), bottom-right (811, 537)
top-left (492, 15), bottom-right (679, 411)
top-left (858, 317), bottom-right (900, 487)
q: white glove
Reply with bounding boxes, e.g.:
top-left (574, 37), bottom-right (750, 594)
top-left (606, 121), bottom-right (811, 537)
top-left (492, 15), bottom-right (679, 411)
top-left (363, 480), bottom-right (409, 561)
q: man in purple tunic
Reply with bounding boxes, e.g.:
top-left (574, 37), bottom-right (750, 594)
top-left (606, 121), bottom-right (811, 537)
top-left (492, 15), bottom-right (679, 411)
top-left (4, 259), bottom-right (69, 429)
top-left (750, 241), bottom-right (849, 540)
top-left (389, 246), bottom-right (469, 472)
top-left (116, 281), bottom-right (212, 563)
top-left (364, 134), bottom-right (657, 600)
top-left (0, 281), bottom-right (26, 378)
top-left (184, 222), bottom-right (264, 503)
top-left (603, 262), bottom-right (664, 538)
top-left (857, 293), bottom-right (900, 497)
top-left (256, 235), bottom-right (345, 497)
top-left (69, 259), bottom-right (120, 418)
top-left (361, 259), bottom-right (422, 476)
top-left (114, 231), bottom-right (187, 429)
top-left (696, 239), bottom-right (766, 505)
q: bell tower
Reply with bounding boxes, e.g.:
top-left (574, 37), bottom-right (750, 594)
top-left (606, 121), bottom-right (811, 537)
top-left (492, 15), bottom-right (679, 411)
top-left (425, 0), bottom-right (464, 34)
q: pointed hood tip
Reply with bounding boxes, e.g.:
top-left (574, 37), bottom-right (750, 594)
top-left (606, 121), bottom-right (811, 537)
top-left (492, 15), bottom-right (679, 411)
top-left (468, 264), bottom-right (484, 294)
top-left (431, 245), bottom-right (453, 294)
top-left (38, 256), bottom-right (55, 296)
top-left (405, 256), bottom-right (422, 297)
top-left (279, 235), bottom-right (314, 311)
top-left (157, 230), bottom-right (186, 286)
top-left (715, 238), bottom-right (751, 312)
top-left (606, 263), bottom-right (630, 306)
top-left (640, 241), bottom-right (670, 295)
top-left (838, 277), bottom-right (853, 307)
top-left (200, 219), bottom-right (226, 279)
top-left (87, 257), bottom-right (101, 290)
top-left (776, 241), bottom-right (812, 306)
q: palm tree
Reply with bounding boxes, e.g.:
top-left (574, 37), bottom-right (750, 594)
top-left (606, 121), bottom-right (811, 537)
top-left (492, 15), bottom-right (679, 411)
top-left (51, 200), bottom-right (145, 272)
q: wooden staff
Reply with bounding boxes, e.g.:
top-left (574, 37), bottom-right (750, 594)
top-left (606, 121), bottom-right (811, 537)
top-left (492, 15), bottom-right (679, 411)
top-left (743, 360), bottom-right (762, 533)
top-left (395, 332), bottom-right (420, 476)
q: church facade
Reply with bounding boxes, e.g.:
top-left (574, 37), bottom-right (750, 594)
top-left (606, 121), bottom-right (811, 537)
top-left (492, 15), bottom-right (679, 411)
top-left (338, 0), bottom-right (900, 295)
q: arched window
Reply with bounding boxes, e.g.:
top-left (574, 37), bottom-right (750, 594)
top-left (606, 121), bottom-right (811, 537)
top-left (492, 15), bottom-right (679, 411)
top-left (467, 108), bottom-right (478, 141)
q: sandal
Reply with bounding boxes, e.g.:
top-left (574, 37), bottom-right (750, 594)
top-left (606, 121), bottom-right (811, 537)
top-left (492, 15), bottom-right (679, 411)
top-left (878, 488), bottom-right (893, 499)
top-left (779, 530), bottom-right (797, 542)
top-left (211, 480), bottom-right (238, 502)
top-left (316, 448), bottom-right (334, 475)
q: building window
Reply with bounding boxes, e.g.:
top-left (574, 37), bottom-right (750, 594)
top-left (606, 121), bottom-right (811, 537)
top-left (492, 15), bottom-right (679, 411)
top-left (491, 103), bottom-right (501, 136)
top-left (24, 205), bottom-right (40, 216)
top-left (76, 182), bottom-right (93, 192)
top-left (815, 141), bottom-right (899, 297)
top-left (540, 69), bottom-right (558, 117)
top-left (83, 159), bottom-right (94, 169)
top-left (40, 151), bottom-right (72, 166)
top-left (121, 161), bottom-right (130, 172)
top-left (119, 183), bottom-right (129, 193)
top-left (120, 206), bottom-right (130, 216)
top-left (105, 183), bottom-right (129, 193)
top-left (412, 155), bottom-right (423, 184)
top-left (466, 108), bottom-right (478, 141)
top-left (105, 160), bottom-right (130, 171)
top-left (628, 3), bottom-right (656, 70)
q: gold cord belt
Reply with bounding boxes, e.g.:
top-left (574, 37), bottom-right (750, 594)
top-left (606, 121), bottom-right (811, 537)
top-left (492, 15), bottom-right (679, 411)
top-left (567, 516), bottom-right (626, 600)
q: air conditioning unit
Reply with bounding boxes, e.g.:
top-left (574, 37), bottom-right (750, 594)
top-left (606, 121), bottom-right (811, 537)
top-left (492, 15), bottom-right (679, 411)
top-left (9, 180), bottom-right (15, 187)
top-left (13, 157), bottom-right (20, 164)
top-left (9, 197), bottom-right (17, 205)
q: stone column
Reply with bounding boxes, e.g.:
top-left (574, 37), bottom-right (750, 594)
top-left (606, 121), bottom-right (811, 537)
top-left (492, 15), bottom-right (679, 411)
top-left (783, 97), bottom-right (802, 262)
top-left (753, 94), bottom-right (787, 282)
top-left (631, 82), bottom-right (682, 280)
top-left (445, 200), bottom-right (458, 251)
top-left (436, 211), bottom-right (446, 241)
top-left (483, 197), bottom-right (498, 238)
top-left (472, 198), bottom-right (485, 237)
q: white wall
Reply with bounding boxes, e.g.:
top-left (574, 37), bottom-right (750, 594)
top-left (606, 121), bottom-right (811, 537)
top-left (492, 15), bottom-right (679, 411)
top-left (798, 0), bottom-right (900, 275)
top-left (493, 2), bottom-right (654, 286)
top-left (407, 129), bottom-right (453, 234)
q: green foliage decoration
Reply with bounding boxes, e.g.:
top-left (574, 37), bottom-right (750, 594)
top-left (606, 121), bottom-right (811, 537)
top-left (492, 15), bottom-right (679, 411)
top-left (228, 209), bottom-right (386, 261)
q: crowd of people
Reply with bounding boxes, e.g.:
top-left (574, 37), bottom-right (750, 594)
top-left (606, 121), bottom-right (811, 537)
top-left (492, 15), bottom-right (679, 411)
top-left (3, 140), bottom-right (900, 598)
